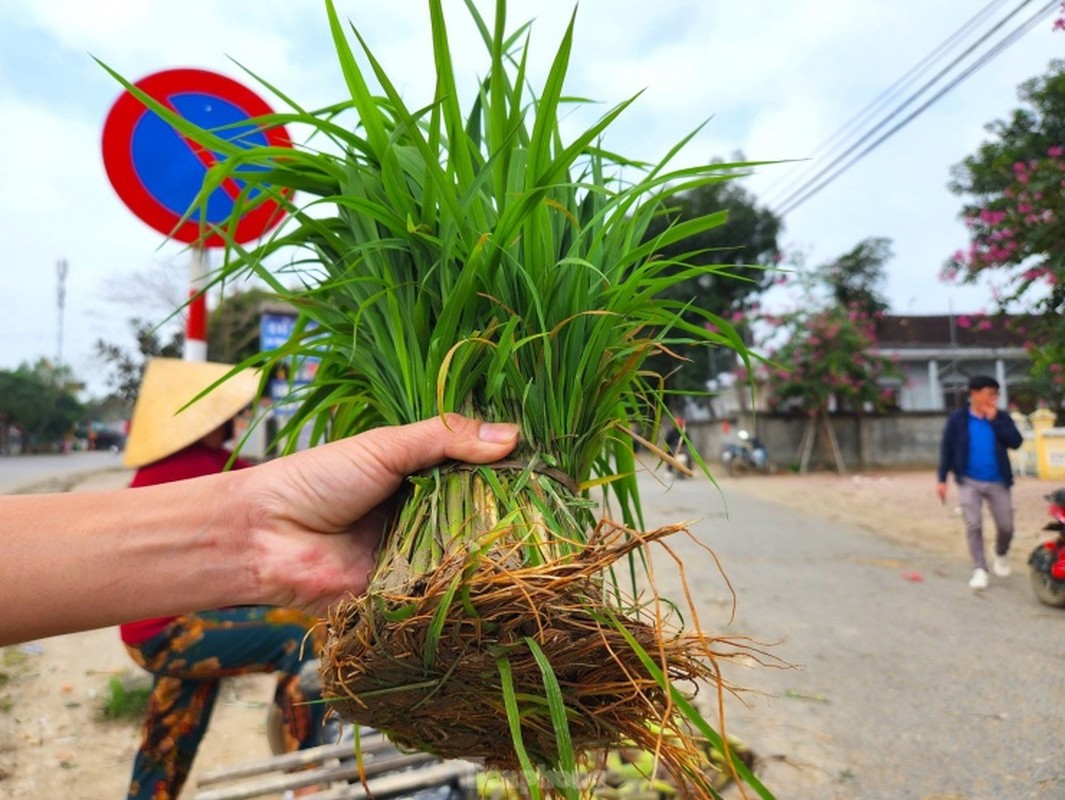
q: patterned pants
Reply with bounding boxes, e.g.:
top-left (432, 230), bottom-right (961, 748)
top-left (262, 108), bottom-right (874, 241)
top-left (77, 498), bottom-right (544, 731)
top-left (124, 606), bottom-right (326, 800)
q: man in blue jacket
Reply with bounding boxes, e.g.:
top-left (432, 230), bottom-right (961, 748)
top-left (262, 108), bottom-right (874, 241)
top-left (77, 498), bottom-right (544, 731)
top-left (936, 375), bottom-right (1024, 590)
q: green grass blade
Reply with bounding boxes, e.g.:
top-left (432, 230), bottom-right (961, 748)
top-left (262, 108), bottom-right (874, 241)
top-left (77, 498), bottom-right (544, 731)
top-left (497, 656), bottom-right (544, 800)
top-left (524, 637), bottom-right (578, 799)
top-left (608, 615), bottom-right (776, 800)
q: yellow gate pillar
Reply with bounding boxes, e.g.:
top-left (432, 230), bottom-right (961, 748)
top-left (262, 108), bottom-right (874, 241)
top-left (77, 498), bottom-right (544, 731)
top-left (1030, 407), bottom-right (1065, 480)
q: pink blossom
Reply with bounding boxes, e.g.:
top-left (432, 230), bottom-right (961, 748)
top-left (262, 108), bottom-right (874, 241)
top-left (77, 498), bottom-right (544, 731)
top-left (956, 315), bottom-right (972, 329)
top-left (978, 208), bottom-right (1007, 225)
top-left (1048, 145), bottom-right (1064, 158)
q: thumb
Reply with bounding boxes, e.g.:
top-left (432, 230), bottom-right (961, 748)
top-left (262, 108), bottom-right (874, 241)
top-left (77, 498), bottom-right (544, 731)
top-left (349, 414), bottom-right (520, 478)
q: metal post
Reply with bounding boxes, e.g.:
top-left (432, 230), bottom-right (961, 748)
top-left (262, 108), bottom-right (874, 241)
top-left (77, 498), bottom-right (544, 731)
top-left (184, 247), bottom-right (208, 361)
top-left (56, 258), bottom-right (69, 365)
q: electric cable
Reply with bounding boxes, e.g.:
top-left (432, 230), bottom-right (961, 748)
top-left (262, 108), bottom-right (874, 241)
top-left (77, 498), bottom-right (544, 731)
top-left (762, 0), bottom-right (1013, 205)
top-left (771, 0), bottom-right (1060, 217)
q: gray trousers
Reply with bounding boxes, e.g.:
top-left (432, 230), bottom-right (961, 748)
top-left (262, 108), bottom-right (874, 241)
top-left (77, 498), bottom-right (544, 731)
top-left (957, 479), bottom-right (1014, 570)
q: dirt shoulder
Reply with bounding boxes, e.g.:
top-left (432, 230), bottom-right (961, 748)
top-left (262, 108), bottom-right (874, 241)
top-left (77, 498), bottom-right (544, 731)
top-left (718, 467), bottom-right (1063, 566)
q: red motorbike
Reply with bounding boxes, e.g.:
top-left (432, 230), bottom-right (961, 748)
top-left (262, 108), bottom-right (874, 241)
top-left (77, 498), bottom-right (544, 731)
top-left (1028, 488), bottom-right (1065, 608)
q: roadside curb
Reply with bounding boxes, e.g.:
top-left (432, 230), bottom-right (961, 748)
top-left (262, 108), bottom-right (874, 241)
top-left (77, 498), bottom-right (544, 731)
top-left (14, 467), bottom-right (133, 496)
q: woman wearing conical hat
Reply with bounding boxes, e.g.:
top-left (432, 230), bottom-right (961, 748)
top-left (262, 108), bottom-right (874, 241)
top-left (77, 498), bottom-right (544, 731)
top-left (119, 358), bottom-right (326, 800)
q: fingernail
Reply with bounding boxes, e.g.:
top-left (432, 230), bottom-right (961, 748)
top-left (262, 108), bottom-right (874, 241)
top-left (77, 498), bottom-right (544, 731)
top-left (479, 422), bottom-right (519, 444)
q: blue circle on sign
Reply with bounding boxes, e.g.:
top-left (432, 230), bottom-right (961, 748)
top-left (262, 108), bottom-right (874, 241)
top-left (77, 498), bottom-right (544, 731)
top-left (132, 92), bottom-right (273, 223)
top-left (102, 68), bottom-right (291, 246)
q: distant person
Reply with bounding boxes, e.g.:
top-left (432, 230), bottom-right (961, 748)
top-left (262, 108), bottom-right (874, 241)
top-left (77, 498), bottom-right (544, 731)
top-left (119, 358), bottom-right (324, 800)
top-left (664, 416), bottom-right (685, 455)
top-left (663, 416), bottom-right (687, 473)
top-left (936, 375), bottom-right (1023, 590)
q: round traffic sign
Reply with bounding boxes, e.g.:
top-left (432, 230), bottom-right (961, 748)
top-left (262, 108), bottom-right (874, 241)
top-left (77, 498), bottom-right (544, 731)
top-left (102, 68), bottom-right (291, 246)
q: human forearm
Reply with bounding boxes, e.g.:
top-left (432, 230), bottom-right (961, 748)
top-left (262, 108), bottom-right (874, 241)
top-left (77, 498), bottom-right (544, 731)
top-left (0, 473), bottom-right (256, 646)
top-left (0, 416), bottom-right (520, 646)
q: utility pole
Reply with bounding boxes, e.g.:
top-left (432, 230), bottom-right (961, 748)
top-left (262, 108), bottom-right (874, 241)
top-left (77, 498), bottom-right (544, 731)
top-left (56, 258), bottom-right (69, 365)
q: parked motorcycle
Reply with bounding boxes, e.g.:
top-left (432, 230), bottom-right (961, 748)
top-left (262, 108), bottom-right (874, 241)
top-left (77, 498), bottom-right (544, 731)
top-left (720, 430), bottom-right (772, 476)
top-left (1028, 488), bottom-right (1065, 608)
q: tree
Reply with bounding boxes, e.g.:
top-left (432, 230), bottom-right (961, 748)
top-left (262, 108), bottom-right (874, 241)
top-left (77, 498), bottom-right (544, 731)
top-left (761, 306), bottom-right (899, 414)
top-left (95, 288), bottom-right (280, 404)
top-left (0, 360), bottom-right (84, 452)
top-left (208, 288), bottom-right (278, 365)
top-left (642, 164), bottom-right (783, 395)
top-left (945, 60), bottom-right (1065, 413)
top-left (94, 319), bottom-right (184, 404)
top-left (817, 236), bottom-right (892, 317)
top-left (757, 240), bottom-right (900, 415)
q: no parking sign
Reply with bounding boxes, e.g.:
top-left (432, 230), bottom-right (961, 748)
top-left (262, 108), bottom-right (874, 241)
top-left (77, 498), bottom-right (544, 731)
top-left (102, 68), bottom-right (291, 246)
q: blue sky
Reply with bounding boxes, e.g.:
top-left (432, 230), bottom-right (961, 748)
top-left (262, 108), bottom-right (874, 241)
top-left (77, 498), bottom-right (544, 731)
top-left (1, 1), bottom-right (1061, 396)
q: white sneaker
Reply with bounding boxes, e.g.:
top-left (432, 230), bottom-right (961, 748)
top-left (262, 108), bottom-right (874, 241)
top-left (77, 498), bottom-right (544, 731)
top-left (969, 568), bottom-right (989, 590)
top-left (992, 554), bottom-right (1011, 577)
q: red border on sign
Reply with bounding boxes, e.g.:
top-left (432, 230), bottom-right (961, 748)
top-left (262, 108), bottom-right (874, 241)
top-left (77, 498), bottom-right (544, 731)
top-left (102, 68), bottom-right (292, 246)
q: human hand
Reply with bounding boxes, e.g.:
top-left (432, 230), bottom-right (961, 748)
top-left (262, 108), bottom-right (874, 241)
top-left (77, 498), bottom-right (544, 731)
top-left (239, 415), bottom-right (520, 615)
top-left (935, 482), bottom-right (947, 504)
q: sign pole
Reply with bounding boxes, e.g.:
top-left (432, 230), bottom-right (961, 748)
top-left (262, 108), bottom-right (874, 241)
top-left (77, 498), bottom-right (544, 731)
top-left (184, 246), bottom-right (208, 361)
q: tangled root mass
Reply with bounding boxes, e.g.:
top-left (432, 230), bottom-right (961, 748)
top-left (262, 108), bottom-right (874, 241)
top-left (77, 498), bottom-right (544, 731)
top-left (321, 521), bottom-right (720, 772)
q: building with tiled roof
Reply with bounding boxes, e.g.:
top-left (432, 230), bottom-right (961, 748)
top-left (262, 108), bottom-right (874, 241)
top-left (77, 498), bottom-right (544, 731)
top-left (874, 314), bottom-right (1030, 411)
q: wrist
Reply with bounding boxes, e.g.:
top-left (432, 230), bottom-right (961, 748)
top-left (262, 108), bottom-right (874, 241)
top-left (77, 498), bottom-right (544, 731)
top-left (228, 464), bottom-right (319, 611)
top-left (221, 467), bottom-right (273, 606)
top-left (158, 472), bottom-right (264, 609)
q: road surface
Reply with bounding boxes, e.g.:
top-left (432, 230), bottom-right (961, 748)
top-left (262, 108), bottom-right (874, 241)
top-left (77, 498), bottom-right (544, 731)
top-left (638, 470), bottom-right (1063, 799)
top-left (0, 450), bottom-right (125, 494)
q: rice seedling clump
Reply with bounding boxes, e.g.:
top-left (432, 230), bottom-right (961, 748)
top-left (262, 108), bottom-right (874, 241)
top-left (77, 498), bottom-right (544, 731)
top-left (112, 0), bottom-right (779, 796)
top-left (320, 465), bottom-right (725, 772)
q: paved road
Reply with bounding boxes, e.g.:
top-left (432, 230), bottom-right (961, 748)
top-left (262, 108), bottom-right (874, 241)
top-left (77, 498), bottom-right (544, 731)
top-left (637, 470), bottom-right (1064, 800)
top-left (0, 451), bottom-right (125, 494)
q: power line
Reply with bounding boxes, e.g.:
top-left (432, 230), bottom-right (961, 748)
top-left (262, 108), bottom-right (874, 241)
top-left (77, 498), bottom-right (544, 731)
top-left (770, 0), bottom-right (1060, 217)
top-left (762, 0), bottom-right (1014, 205)
top-left (772, 0), bottom-right (1053, 215)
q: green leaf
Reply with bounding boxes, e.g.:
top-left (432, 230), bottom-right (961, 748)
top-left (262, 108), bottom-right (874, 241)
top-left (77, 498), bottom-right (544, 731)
top-left (497, 655), bottom-right (544, 800)
top-left (524, 637), bottom-right (578, 799)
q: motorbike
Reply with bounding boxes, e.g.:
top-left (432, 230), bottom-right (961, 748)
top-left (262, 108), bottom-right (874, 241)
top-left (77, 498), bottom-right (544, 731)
top-left (720, 429), bottom-right (772, 476)
top-left (1028, 488), bottom-right (1065, 608)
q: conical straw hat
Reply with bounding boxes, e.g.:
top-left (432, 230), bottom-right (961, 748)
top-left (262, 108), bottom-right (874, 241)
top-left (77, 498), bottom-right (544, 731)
top-left (123, 358), bottom-right (260, 468)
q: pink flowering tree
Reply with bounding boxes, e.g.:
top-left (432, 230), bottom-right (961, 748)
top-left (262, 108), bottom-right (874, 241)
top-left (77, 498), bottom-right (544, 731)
top-left (756, 239), bottom-right (901, 414)
top-left (944, 59), bottom-right (1065, 413)
top-left (760, 305), bottom-right (899, 414)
